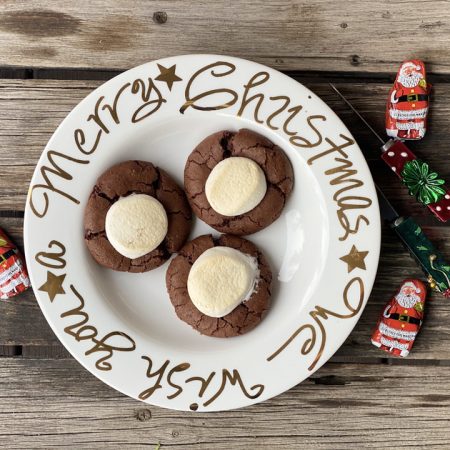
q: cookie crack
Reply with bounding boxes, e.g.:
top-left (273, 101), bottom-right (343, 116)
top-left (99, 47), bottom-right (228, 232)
top-left (168, 209), bottom-right (191, 221)
top-left (94, 188), bottom-right (147, 204)
top-left (84, 229), bottom-right (106, 240)
top-left (222, 214), bottom-right (262, 228)
top-left (93, 186), bottom-right (115, 203)
top-left (152, 167), bottom-right (162, 192)
top-left (274, 175), bottom-right (294, 193)
top-left (219, 131), bottom-right (234, 158)
top-left (135, 180), bottom-right (155, 190)
top-left (189, 189), bottom-right (205, 201)
top-left (119, 254), bottom-right (131, 272)
top-left (269, 182), bottom-right (288, 205)
top-left (221, 315), bottom-right (241, 334)
top-left (133, 160), bottom-right (148, 170)
top-left (211, 320), bottom-right (221, 336)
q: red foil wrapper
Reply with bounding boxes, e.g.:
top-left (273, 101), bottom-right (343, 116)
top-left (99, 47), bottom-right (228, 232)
top-left (381, 140), bottom-right (450, 222)
top-left (386, 60), bottom-right (431, 140)
top-left (0, 228), bottom-right (30, 300)
top-left (371, 279), bottom-right (427, 357)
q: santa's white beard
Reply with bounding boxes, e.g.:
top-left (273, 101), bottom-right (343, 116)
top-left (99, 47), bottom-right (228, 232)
top-left (398, 72), bottom-right (422, 88)
top-left (395, 292), bottom-right (420, 308)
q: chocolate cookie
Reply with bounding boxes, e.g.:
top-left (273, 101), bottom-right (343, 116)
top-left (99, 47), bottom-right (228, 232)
top-left (166, 234), bottom-right (272, 337)
top-left (184, 128), bottom-right (294, 235)
top-left (84, 160), bottom-right (191, 272)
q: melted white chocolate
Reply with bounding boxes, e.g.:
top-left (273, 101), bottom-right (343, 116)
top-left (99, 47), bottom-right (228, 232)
top-left (205, 157), bottom-right (267, 216)
top-left (187, 246), bottom-right (259, 318)
top-left (105, 194), bottom-right (168, 259)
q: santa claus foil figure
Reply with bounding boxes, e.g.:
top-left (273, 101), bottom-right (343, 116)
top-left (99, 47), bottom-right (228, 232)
top-left (386, 60), bottom-right (431, 140)
top-left (371, 279), bottom-right (427, 357)
top-left (0, 228), bottom-right (30, 300)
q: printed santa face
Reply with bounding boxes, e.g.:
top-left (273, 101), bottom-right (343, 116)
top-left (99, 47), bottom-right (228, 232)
top-left (395, 281), bottom-right (422, 308)
top-left (0, 228), bottom-right (30, 300)
top-left (385, 59), bottom-right (430, 140)
top-left (371, 279), bottom-right (427, 357)
top-left (396, 62), bottom-right (424, 88)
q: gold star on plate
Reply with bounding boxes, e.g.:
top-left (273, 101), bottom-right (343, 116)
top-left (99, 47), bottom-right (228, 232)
top-left (155, 64), bottom-right (182, 91)
top-left (38, 271), bottom-right (66, 302)
top-left (339, 245), bottom-right (369, 273)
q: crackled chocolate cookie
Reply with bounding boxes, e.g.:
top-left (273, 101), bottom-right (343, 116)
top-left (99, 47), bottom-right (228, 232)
top-left (84, 160), bottom-right (191, 272)
top-left (166, 234), bottom-right (272, 337)
top-left (184, 129), bottom-right (294, 235)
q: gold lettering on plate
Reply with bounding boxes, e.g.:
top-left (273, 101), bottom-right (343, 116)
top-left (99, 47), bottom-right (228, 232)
top-left (38, 270), bottom-right (66, 302)
top-left (35, 240), bottom-right (66, 269)
top-left (307, 134), bottom-right (372, 241)
top-left (35, 241), bottom-right (136, 371)
top-left (30, 76), bottom-right (167, 218)
top-left (180, 61), bottom-right (238, 114)
top-left (181, 63), bottom-right (328, 151)
top-left (138, 357), bottom-right (189, 400)
top-left (61, 285), bottom-right (136, 371)
top-left (267, 277), bottom-right (365, 370)
top-left (30, 59), bottom-right (373, 239)
top-left (266, 96), bottom-right (290, 130)
top-left (179, 63), bottom-right (372, 241)
top-left (237, 71), bottom-right (270, 123)
top-left (29, 151), bottom-right (89, 218)
top-left (138, 356), bottom-right (264, 409)
top-left (130, 78), bottom-right (166, 123)
top-left (87, 83), bottom-right (131, 135)
top-left (29, 61), bottom-right (376, 401)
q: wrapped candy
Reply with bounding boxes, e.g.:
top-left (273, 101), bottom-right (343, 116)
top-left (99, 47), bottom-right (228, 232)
top-left (0, 228), bottom-right (30, 300)
top-left (381, 140), bottom-right (450, 222)
top-left (386, 60), bottom-right (431, 140)
top-left (371, 279), bottom-right (427, 357)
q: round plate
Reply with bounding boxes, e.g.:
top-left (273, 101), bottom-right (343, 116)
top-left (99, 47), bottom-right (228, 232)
top-left (24, 55), bottom-right (380, 411)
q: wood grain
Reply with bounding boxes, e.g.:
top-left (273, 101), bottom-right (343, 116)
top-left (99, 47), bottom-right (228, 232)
top-left (2, 2), bottom-right (450, 446)
top-left (1, 358), bottom-right (449, 449)
top-left (1, 218), bottom-right (449, 361)
top-left (1, 1), bottom-right (450, 74)
top-left (1, 78), bottom-right (450, 361)
top-left (2, 78), bottom-right (450, 218)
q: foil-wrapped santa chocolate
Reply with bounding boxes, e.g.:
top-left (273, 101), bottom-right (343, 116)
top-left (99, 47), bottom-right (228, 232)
top-left (371, 279), bottom-right (427, 357)
top-left (0, 228), bottom-right (30, 300)
top-left (386, 60), bottom-right (431, 140)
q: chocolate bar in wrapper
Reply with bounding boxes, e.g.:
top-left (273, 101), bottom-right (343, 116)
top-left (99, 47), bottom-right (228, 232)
top-left (0, 228), bottom-right (30, 299)
top-left (371, 279), bottom-right (426, 357)
top-left (386, 60), bottom-right (431, 140)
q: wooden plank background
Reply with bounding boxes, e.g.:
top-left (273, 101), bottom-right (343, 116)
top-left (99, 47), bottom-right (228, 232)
top-left (1, 1), bottom-right (450, 74)
top-left (2, 360), bottom-right (450, 449)
top-left (2, 1), bottom-right (450, 448)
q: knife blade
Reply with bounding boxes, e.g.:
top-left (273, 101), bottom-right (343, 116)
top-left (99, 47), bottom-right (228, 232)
top-left (377, 185), bottom-right (450, 297)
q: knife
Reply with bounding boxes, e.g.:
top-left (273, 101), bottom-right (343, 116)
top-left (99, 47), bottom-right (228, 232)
top-left (330, 83), bottom-right (450, 223)
top-left (377, 185), bottom-right (450, 297)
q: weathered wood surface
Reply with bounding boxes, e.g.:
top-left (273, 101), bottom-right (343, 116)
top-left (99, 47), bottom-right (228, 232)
top-left (1, 217), bottom-right (449, 361)
top-left (2, 2), bottom-right (450, 445)
top-left (0, 78), bottom-right (450, 362)
top-left (0, 80), bottom-right (450, 360)
top-left (1, 358), bottom-right (450, 449)
top-left (1, 1), bottom-right (450, 73)
top-left (1, 78), bottom-right (450, 216)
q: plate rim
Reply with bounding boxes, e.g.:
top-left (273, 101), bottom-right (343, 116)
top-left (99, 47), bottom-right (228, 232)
top-left (24, 53), bottom-right (381, 411)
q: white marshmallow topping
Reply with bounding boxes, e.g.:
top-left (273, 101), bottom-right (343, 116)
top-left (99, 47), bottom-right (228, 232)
top-left (105, 194), bottom-right (168, 259)
top-left (187, 246), bottom-right (259, 318)
top-left (205, 157), bottom-right (267, 216)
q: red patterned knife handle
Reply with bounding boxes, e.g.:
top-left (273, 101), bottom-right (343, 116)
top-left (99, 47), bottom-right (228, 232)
top-left (381, 139), bottom-right (450, 222)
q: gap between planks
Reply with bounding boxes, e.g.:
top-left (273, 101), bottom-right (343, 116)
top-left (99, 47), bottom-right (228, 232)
top-left (4, 65), bottom-right (450, 84)
top-left (1, 0), bottom-right (450, 76)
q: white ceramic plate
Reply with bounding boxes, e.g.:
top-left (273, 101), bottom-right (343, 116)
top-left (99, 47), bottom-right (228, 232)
top-left (24, 55), bottom-right (380, 411)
